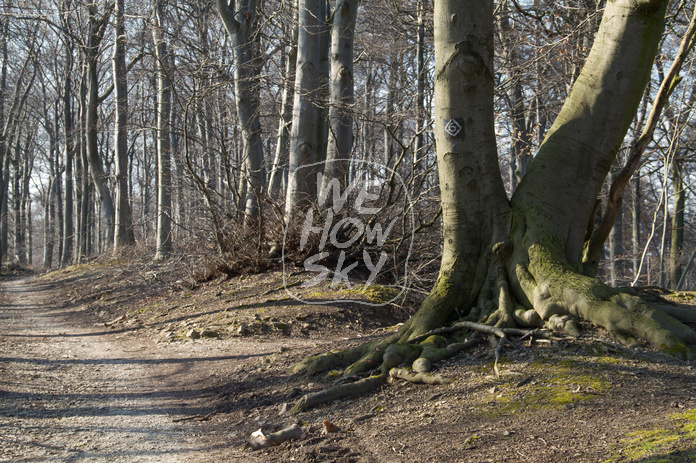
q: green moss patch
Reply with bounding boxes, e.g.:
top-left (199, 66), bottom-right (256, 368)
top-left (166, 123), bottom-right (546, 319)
top-left (473, 356), bottom-right (612, 417)
top-left (603, 409), bottom-right (696, 462)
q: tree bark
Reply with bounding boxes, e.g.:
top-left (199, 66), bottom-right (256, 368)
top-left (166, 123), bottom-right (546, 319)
top-left (12, 139), bottom-right (23, 264)
top-left (414, 0), bottom-right (426, 175)
top-left (59, 30), bottom-right (74, 268)
top-left (291, 1), bottom-right (694, 405)
top-left (582, 4), bottom-right (696, 275)
top-left (284, 0), bottom-right (322, 225)
top-left (217, 0), bottom-right (266, 224)
top-left (318, 0), bottom-right (357, 205)
top-left (113, 0), bottom-right (135, 251)
top-left (20, 138), bottom-right (31, 265)
top-left (670, 157), bottom-right (685, 287)
top-left (153, 0), bottom-right (172, 261)
top-left (268, 19), bottom-right (297, 198)
top-left (83, 2), bottom-right (115, 251)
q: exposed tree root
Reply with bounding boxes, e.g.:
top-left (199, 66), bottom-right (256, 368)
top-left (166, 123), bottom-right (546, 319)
top-left (288, 242), bottom-right (695, 413)
top-left (389, 367), bottom-right (453, 385)
top-left (289, 316), bottom-right (545, 411)
top-left (653, 305), bottom-right (696, 324)
top-left (288, 374), bottom-right (388, 414)
top-left (523, 244), bottom-right (695, 359)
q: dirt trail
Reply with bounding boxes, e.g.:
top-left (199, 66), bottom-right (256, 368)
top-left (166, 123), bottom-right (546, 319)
top-left (5, 268), bottom-right (696, 462)
top-left (0, 276), bottom-right (305, 462)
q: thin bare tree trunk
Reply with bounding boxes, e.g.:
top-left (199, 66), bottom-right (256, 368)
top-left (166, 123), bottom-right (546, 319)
top-left (319, 0), bottom-right (357, 204)
top-left (113, 0), bottom-right (135, 251)
top-left (284, 0), bottom-right (322, 225)
top-left (268, 19), bottom-right (297, 198)
top-left (153, 0), bottom-right (172, 260)
top-left (217, 0), bottom-right (266, 224)
top-left (84, 3), bottom-right (115, 250)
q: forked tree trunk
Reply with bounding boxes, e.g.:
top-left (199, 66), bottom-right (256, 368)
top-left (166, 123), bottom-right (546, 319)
top-left (291, 0), bottom-right (692, 407)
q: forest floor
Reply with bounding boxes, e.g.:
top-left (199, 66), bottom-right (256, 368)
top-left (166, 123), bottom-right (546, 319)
top-left (2, 257), bottom-right (696, 462)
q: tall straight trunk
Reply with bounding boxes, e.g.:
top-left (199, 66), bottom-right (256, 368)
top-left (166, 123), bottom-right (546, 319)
top-left (78, 119), bottom-right (90, 262)
top-left (113, 0), bottom-right (135, 251)
top-left (26, 198), bottom-right (31, 266)
top-left (153, 0), bottom-right (172, 260)
top-left (55, 142), bottom-right (63, 263)
top-left (319, 0), bottom-right (357, 203)
top-left (670, 157), bottom-right (685, 287)
top-left (608, 175), bottom-right (624, 286)
top-left (0, 26), bottom-right (35, 267)
top-left (416, 0), bottom-right (509, 324)
top-left (74, 75), bottom-right (86, 262)
top-left (141, 125), bottom-right (151, 242)
top-left (86, 57), bottom-right (115, 248)
top-left (284, 0), bottom-right (322, 225)
top-left (42, 106), bottom-right (57, 268)
top-left (632, 171), bottom-right (641, 277)
top-left (84, 3), bottom-right (115, 249)
top-left (196, 110), bottom-right (214, 190)
top-left (314, 0), bottom-right (330, 169)
top-left (268, 22), bottom-right (297, 197)
top-left (360, 65), bottom-right (375, 184)
top-left (43, 177), bottom-right (55, 268)
top-left (414, 0), bottom-right (426, 172)
top-left (170, 109), bottom-right (184, 242)
top-left (2, 158), bottom-right (8, 260)
top-left (60, 44), bottom-right (74, 268)
top-left (383, 64), bottom-right (395, 166)
top-left (217, 0), bottom-right (266, 224)
top-left (12, 141), bottom-right (22, 263)
top-left (21, 143), bottom-right (30, 265)
top-left (0, 23), bottom-right (5, 266)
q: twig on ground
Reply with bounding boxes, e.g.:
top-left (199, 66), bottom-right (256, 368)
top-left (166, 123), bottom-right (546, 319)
top-left (172, 411), bottom-right (217, 423)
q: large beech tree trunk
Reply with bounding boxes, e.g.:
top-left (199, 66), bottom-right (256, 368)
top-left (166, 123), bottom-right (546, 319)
top-left (290, 0), bottom-right (692, 410)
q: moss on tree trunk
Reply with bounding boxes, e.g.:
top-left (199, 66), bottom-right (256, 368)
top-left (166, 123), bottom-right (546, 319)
top-left (287, 0), bottom-right (693, 412)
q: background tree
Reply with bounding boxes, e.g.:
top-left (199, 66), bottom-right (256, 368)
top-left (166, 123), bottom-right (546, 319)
top-left (152, 0), bottom-right (172, 261)
top-left (112, 0), bottom-right (135, 251)
top-left (217, 0), bottom-right (266, 223)
top-left (284, 0), bottom-right (322, 226)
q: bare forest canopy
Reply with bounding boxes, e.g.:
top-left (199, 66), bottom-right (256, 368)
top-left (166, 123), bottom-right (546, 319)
top-left (0, 0), bottom-right (695, 295)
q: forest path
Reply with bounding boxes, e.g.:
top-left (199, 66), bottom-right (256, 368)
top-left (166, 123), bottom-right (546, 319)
top-left (0, 275), bottom-right (296, 462)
